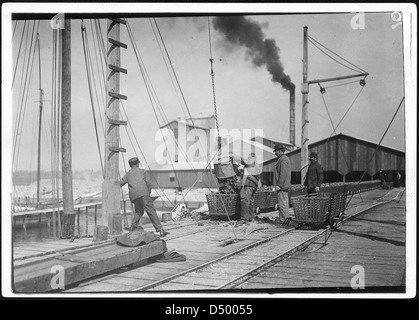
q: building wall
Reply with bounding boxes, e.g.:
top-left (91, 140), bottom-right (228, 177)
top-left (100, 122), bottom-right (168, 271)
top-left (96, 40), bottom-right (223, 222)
top-left (149, 170), bottom-right (218, 189)
top-left (263, 135), bottom-right (405, 181)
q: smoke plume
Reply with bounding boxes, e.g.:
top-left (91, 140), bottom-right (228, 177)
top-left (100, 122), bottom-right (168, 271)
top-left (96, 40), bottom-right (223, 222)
top-left (213, 16), bottom-right (295, 91)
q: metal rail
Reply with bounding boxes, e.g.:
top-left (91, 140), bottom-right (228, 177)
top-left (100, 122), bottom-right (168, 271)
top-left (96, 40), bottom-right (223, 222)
top-left (134, 189), bottom-right (403, 291)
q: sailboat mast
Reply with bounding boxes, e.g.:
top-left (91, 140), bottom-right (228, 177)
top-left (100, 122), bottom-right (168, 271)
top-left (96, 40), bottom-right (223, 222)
top-left (36, 33), bottom-right (43, 206)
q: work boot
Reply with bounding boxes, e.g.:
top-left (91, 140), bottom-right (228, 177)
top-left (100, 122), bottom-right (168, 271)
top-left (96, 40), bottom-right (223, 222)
top-left (159, 230), bottom-right (170, 238)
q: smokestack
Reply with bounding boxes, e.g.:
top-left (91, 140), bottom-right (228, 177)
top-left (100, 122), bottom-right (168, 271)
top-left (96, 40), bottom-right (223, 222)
top-left (290, 87), bottom-right (295, 148)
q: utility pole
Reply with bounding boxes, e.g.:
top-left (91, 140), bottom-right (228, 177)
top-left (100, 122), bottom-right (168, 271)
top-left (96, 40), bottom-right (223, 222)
top-left (301, 26), bottom-right (309, 184)
top-left (101, 18), bottom-right (127, 235)
top-left (36, 33), bottom-right (43, 206)
top-left (61, 19), bottom-right (75, 238)
top-left (300, 26), bottom-right (368, 185)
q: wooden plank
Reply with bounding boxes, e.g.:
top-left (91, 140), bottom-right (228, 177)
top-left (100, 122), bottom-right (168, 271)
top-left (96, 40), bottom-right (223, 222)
top-left (109, 146), bottom-right (126, 153)
top-left (108, 91), bottom-right (127, 100)
top-left (258, 266), bottom-right (401, 285)
top-left (108, 38), bottom-right (127, 49)
top-left (14, 240), bottom-right (166, 292)
top-left (110, 18), bottom-right (127, 25)
top-left (109, 64), bottom-right (127, 74)
top-left (108, 119), bottom-right (127, 126)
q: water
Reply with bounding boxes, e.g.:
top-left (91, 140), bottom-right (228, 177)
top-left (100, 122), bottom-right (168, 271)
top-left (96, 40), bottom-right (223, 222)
top-left (12, 210), bottom-right (165, 247)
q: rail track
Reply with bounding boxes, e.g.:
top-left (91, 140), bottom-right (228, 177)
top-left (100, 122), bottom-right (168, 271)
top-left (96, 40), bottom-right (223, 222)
top-left (130, 189), bottom-right (403, 291)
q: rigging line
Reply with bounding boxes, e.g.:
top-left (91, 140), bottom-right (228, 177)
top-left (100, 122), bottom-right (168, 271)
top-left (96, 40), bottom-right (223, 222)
top-left (85, 21), bottom-right (106, 138)
top-left (308, 38), bottom-right (362, 74)
top-left (131, 19), bottom-right (212, 173)
top-left (12, 20), bottom-right (18, 39)
top-left (150, 18), bottom-right (215, 171)
top-left (152, 18), bottom-right (196, 127)
top-left (119, 102), bottom-right (147, 166)
top-left (13, 20), bottom-right (32, 151)
top-left (319, 92), bottom-right (364, 200)
top-left (12, 20), bottom-right (27, 87)
top-left (89, 19), bottom-right (106, 136)
top-left (165, 149), bottom-right (221, 214)
top-left (119, 105), bottom-right (176, 208)
top-left (126, 22), bottom-right (207, 177)
top-left (13, 21), bottom-right (39, 169)
top-left (81, 20), bottom-right (104, 175)
top-left (359, 97), bottom-right (404, 182)
top-left (333, 85), bottom-right (365, 133)
top-left (126, 21), bottom-right (214, 193)
top-left (148, 18), bottom-right (188, 119)
top-left (323, 79), bottom-right (360, 89)
top-left (127, 25), bottom-right (182, 190)
top-left (307, 35), bottom-right (367, 73)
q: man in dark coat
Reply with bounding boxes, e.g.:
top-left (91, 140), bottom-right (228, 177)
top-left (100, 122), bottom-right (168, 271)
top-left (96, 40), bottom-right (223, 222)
top-left (304, 152), bottom-right (324, 195)
top-left (273, 144), bottom-right (291, 225)
top-left (120, 157), bottom-right (169, 237)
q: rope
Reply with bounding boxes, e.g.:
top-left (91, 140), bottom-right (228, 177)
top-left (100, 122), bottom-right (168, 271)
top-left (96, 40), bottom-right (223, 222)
top-left (148, 19), bottom-right (188, 119)
top-left (319, 90), bottom-right (363, 201)
top-left (308, 35), bottom-right (367, 73)
top-left (81, 20), bottom-right (104, 175)
top-left (126, 20), bottom-right (214, 191)
top-left (13, 21), bottom-right (40, 172)
top-left (12, 20), bottom-right (27, 87)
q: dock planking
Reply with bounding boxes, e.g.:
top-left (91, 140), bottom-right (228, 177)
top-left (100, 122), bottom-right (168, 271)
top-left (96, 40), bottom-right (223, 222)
top-left (14, 239), bottom-right (166, 293)
top-left (241, 194), bottom-right (406, 290)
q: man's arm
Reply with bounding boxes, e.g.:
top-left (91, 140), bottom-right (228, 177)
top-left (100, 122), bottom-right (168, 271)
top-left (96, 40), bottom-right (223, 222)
top-left (317, 164), bottom-right (324, 187)
top-left (277, 158), bottom-right (289, 189)
top-left (120, 173), bottom-right (128, 187)
top-left (145, 171), bottom-right (152, 194)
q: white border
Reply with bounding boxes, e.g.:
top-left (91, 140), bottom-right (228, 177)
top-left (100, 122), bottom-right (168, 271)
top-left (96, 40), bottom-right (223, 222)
top-left (2, 3), bottom-right (416, 299)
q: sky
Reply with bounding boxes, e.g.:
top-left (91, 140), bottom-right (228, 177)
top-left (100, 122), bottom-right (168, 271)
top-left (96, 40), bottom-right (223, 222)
top-left (4, 4), bottom-right (414, 173)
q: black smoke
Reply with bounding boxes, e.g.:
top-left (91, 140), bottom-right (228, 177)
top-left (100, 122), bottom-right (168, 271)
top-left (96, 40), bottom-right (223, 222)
top-left (212, 16), bottom-right (295, 91)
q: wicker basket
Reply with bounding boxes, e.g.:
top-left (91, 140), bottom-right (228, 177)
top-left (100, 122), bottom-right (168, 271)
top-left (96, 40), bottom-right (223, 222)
top-left (318, 192), bottom-right (348, 225)
top-left (292, 196), bottom-right (331, 225)
top-left (206, 193), bottom-right (240, 218)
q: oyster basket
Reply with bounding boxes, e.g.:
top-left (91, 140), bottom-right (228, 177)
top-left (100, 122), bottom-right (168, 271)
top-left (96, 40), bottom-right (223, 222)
top-left (292, 196), bottom-right (331, 225)
top-left (206, 193), bottom-right (240, 218)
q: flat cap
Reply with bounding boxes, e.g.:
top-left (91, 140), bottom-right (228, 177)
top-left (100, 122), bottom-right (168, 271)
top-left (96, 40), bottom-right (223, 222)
top-left (128, 157), bottom-right (140, 165)
top-left (273, 143), bottom-right (287, 152)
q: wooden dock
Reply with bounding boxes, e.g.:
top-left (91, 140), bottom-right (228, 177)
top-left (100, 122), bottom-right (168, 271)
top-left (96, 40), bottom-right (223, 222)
top-left (10, 187), bottom-right (406, 293)
top-left (59, 188), bottom-right (406, 293)
top-left (239, 194), bottom-right (406, 290)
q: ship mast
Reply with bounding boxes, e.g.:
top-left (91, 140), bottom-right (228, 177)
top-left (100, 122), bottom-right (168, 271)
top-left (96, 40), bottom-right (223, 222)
top-left (36, 33), bottom-right (43, 207)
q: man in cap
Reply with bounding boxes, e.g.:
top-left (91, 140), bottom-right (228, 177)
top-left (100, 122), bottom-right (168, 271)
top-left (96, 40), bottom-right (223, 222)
top-left (273, 144), bottom-right (291, 225)
top-left (304, 152), bottom-right (324, 195)
top-left (120, 157), bottom-right (169, 237)
top-left (231, 152), bottom-right (262, 222)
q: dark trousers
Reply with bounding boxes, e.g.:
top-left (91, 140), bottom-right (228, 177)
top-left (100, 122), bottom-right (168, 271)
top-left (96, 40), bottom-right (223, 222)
top-left (132, 195), bottom-right (163, 232)
top-left (307, 188), bottom-right (318, 195)
top-left (240, 186), bottom-right (256, 221)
